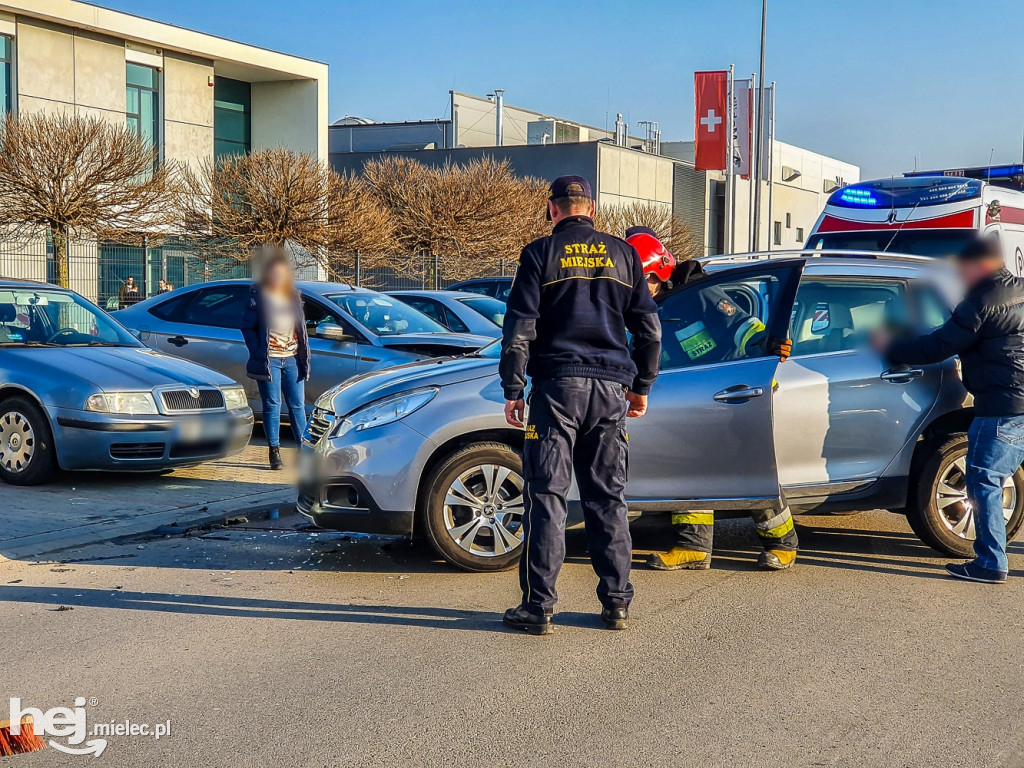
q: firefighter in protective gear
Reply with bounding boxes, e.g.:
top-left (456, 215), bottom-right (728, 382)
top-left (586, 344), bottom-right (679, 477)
top-left (627, 231), bottom-right (799, 571)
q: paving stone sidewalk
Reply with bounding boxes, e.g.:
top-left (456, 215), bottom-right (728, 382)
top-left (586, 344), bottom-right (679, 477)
top-left (0, 438), bottom-right (297, 562)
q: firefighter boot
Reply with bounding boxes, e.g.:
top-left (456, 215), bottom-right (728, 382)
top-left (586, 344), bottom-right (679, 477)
top-left (646, 547), bottom-right (712, 571)
top-left (758, 549), bottom-right (797, 570)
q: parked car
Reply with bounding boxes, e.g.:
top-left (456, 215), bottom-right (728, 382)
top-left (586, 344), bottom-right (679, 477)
top-left (0, 279), bottom-right (253, 485)
top-left (448, 277), bottom-right (514, 302)
top-left (388, 291), bottom-right (505, 338)
top-left (298, 251), bottom-right (1011, 571)
top-left (115, 281), bottom-right (492, 416)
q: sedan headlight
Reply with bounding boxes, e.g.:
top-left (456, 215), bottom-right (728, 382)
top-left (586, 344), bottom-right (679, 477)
top-left (330, 388), bottom-right (438, 439)
top-left (222, 386), bottom-right (248, 411)
top-left (85, 391), bottom-right (158, 415)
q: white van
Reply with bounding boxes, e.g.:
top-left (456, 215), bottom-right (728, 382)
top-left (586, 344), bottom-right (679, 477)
top-left (805, 166), bottom-right (1024, 275)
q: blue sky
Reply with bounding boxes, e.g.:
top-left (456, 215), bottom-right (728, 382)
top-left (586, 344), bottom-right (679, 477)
top-left (102, 0), bottom-right (1024, 178)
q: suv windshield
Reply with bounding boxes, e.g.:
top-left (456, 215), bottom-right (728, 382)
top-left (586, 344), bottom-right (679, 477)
top-left (805, 230), bottom-right (977, 258)
top-left (0, 288), bottom-right (139, 348)
top-left (325, 292), bottom-right (448, 336)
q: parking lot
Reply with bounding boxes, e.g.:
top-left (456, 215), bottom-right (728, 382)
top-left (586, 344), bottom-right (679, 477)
top-left (2, 505), bottom-right (1022, 767)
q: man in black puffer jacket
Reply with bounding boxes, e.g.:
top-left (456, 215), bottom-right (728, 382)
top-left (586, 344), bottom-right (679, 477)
top-left (882, 238), bottom-right (1024, 584)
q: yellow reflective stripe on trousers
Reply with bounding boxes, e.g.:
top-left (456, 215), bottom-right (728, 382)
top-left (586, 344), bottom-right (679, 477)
top-left (756, 509), bottom-right (794, 539)
top-left (671, 512), bottom-right (714, 526)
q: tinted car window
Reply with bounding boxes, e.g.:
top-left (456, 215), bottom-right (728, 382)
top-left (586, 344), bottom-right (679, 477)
top-left (148, 292), bottom-right (192, 321)
top-left (179, 286), bottom-right (250, 330)
top-left (790, 279), bottom-right (906, 357)
top-left (453, 282), bottom-right (491, 297)
top-left (459, 296), bottom-right (506, 327)
top-left (325, 292), bottom-right (447, 336)
top-left (441, 306), bottom-right (470, 333)
top-left (401, 297), bottom-right (446, 325)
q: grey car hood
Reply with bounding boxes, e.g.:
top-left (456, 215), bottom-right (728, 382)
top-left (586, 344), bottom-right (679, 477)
top-left (323, 354), bottom-right (498, 417)
top-left (374, 332), bottom-right (491, 350)
top-left (4, 346), bottom-right (236, 391)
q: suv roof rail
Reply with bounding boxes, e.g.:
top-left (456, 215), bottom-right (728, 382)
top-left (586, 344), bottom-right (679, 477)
top-left (697, 249), bottom-right (939, 265)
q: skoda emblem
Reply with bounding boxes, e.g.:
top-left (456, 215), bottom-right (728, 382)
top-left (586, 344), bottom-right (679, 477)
top-left (188, 387), bottom-right (200, 399)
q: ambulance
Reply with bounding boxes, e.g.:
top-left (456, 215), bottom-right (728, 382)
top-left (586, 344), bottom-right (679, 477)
top-left (805, 165), bottom-right (1024, 276)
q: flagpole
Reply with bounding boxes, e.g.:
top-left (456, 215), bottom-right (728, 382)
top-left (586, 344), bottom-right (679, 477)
top-left (766, 81), bottom-right (777, 252)
top-left (725, 64), bottom-right (735, 254)
top-left (747, 72), bottom-right (757, 252)
top-left (752, 0), bottom-right (767, 251)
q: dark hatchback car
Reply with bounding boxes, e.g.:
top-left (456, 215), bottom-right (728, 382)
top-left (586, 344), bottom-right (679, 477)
top-left (448, 277), bottom-right (514, 302)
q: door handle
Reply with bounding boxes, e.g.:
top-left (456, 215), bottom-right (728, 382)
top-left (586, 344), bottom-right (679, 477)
top-left (713, 386), bottom-right (765, 403)
top-left (168, 335), bottom-right (189, 347)
top-left (881, 367), bottom-right (924, 383)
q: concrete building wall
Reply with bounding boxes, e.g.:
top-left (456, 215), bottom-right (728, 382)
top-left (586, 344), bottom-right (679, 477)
top-left (251, 78), bottom-right (323, 156)
top-left (162, 52), bottom-right (214, 172)
top-left (597, 143), bottom-right (675, 210)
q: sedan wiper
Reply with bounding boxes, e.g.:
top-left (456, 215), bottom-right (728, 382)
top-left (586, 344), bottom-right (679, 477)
top-left (0, 341), bottom-right (61, 347)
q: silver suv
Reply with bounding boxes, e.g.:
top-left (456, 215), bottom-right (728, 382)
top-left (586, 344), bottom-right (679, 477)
top-left (298, 252), bottom-right (1023, 571)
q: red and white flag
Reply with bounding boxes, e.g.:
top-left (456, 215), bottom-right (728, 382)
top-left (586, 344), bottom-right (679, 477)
top-left (694, 70), bottom-right (728, 171)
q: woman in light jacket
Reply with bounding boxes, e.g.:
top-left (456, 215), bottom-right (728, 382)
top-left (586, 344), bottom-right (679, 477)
top-left (241, 252), bottom-right (310, 469)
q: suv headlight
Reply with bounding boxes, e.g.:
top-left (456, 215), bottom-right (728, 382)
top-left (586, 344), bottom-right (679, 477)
top-left (85, 391), bottom-right (158, 415)
top-left (222, 386), bottom-right (248, 410)
top-left (330, 388), bottom-right (438, 439)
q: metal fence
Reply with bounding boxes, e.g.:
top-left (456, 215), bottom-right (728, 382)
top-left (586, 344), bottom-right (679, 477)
top-left (0, 238), bottom-right (514, 305)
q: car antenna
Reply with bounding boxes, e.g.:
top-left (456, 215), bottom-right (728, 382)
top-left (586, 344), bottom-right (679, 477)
top-left (882, 201), bottom-right (921, 253)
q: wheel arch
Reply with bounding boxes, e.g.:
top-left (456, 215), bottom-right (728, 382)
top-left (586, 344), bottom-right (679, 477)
top-left (905, 407), bottom-right (974, 512)
top-left (413, 428), bottom-right (523, 538)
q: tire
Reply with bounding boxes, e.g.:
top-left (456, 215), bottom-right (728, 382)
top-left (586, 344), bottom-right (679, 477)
top-left (0, 396), bottom-right (58, 486)
top-left (908, 434), bottom-right (1024, 557)
top-left (421, 442), bottom-right (525, 572)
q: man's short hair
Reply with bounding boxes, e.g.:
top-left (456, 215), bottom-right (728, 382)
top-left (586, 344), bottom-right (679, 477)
top-left (958, 237), bottom-right (1003, 262)
top-left (551, 196), bottom-right (593, 215)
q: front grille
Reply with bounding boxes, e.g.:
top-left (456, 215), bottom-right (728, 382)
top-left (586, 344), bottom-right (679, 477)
top-left (298, 487), bottom-right (317, 510)
top-left (304, 408), bottom-right (335, 445)
top-left (160, 388), bottom-right (224, 413)
top-left (110, 442), bottom-right (165, 459)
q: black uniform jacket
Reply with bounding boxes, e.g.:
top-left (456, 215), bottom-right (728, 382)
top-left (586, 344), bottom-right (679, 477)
top-left (888, 268), bottom-right (1024, 417)
top-left (500, 216), bottom-right (662, 401)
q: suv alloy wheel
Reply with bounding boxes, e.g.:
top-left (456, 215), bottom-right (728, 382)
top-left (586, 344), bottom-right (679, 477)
top-left (909, 434), bottom-right (1024, 558)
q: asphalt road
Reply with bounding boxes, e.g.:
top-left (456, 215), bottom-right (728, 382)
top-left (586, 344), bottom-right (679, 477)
top-left (2, 510), bottom-right (1022, 768)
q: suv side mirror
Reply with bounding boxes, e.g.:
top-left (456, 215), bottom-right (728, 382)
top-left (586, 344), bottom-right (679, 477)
top-left (316, 322), bottom-right (352, 342)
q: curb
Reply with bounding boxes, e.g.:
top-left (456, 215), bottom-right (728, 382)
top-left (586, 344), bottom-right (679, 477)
top-left (0, 489), bottom-right (296, 563)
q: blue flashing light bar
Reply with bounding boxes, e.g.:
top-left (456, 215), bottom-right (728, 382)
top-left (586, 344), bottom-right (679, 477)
top-left (828, 177), bottom-right (983, 209)
top-left (838, 188), bottom-right (879, 207)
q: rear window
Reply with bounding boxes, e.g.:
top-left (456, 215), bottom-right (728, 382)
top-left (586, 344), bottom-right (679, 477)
top-left (805, 231), bottom-right (976, 258)
top-left (459, 296), bottom-right (505, 327)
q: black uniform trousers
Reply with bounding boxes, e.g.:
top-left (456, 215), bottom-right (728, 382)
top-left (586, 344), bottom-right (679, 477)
top-left (520, 377), bottom-right (634, 615)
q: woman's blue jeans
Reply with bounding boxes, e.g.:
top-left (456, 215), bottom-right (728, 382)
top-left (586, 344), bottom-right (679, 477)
top-left (966, 415), bottom-right (1024, 573)
top-left (257, 356), bottom-right (307, 448)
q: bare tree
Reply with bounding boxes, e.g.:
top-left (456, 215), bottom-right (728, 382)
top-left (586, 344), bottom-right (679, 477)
top-left (0, 112), bottom-right (177, 287)
top-left (177, 148), bottom-right (331, 272)
top-left (362, 156), bottom-right (549, 281)
top-left (325, 171), bottom-right (396, 280)
top-left (595, 201), bottom-right (703, 261)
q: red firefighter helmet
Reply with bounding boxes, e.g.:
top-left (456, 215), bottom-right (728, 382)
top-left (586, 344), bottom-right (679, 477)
top-left (627, 233), bottom-right (676, 282)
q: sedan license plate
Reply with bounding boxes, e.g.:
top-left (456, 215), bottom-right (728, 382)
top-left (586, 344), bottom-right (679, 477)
top-left (179, 418), bottom-right (229, 443)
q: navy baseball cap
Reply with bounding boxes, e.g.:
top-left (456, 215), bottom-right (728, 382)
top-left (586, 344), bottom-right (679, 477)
top-left (625, 225), bottom-right (659, 240)
top-left (546, 175), bottom-right (592, 220)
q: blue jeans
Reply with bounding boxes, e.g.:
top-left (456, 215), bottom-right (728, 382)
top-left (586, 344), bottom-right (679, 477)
top-left (966, 415), bottom-right (1024, 573)
top-left (257, 356), bottom-right (307, 448)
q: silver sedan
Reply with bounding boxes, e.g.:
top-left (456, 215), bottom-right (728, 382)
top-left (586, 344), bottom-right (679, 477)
top-left (116, 281), bottom-right (492, 416)
top-left (0, 280), bottom-right (252, 485)
top-left (387, 291), bottom-right (505, 338)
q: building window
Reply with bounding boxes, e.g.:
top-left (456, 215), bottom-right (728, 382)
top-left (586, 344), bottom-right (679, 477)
top-left (785, 212), bottom-right (791, 228)
top-left (796, 227), bottom-right (805, 242)
top-left (0, 36), bottom-right (12, 113)
top-left (126, 63), bottom-right (160, 158)
top-left (214, 77), bottom-right (251, 159)
top-left (773, 221), bottom-right (782, 246)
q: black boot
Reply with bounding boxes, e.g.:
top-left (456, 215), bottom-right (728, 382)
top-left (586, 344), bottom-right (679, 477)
top-left (502, 605), bottom-right (553, 636)
top-left (601, 605), bottom-right (629, 630)
top-left (269, 446), bottom-right (284, 470)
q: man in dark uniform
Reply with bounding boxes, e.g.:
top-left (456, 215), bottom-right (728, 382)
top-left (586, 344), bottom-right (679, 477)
top-left (500, 175), bottom-right (662, 635)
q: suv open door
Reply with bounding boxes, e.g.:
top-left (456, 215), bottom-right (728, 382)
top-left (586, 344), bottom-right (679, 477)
top-left (625, 259), bottom-right (804, 511)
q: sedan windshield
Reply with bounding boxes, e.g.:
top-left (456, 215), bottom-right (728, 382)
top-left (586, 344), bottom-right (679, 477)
top-left (459, 296), bottom-right (506, 327)
top-left (325, 292), bottom-right (448, 336)
top-left (0, 288), bottom-right (139, 347)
